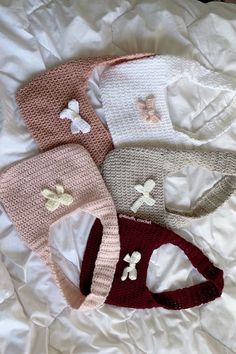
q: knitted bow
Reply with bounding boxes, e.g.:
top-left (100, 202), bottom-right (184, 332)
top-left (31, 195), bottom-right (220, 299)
top-left (41, 184), bottom-right (73, 212)
top-left (131, 179), bottom-right (156, 213)
top-left (137, 95), bottom-right (160, 123)
top-left (60, 99), bottom-right (91, 134)
top-left (121, 251), bottom-right (141, 281)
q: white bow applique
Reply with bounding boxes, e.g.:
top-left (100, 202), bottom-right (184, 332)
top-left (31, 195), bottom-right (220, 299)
top-left (59, 99), bottom-right (91, 134)
top-left (121, 251), bottom-right (141, 281)
top-left (41, 184), bottom-right (73, 212)
top-left (130, 179), bottom-right (156, 213)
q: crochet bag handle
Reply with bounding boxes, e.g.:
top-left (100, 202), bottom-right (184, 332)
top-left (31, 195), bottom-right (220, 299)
top-left (83, 53), bottom-right (152, 81)
top-left (174, 61), bottom-right (236, 144)
top-left (153, 229), bottom-right (224, 309)
top-left (167, 175), bottom-right (236, 220)
top-left (163, 148), bottom-right (236, 227)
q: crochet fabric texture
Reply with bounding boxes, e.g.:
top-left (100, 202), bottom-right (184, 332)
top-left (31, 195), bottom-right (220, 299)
top-left (101, 147), bottom-right (236, 229)
top-left (80, 215), bottom-right (224, 309)
top-left (100, 55), bottom-right (236, 147)
top-left (0, 144), bottom-right (119, 310)
top-left (16, 54), bottom-right (149, 166)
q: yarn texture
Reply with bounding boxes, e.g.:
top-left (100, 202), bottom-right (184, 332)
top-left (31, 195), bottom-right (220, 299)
top-left (0, 144), bottom-right (120, 310)
top-left (101, 147), bottom-right (236, 229)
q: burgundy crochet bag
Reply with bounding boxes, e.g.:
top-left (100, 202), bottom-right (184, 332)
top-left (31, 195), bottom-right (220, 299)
top-left (80, 215), bottom-right (224, 309)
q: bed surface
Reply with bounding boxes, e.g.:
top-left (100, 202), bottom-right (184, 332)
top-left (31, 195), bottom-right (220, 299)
top-left (1, 1), bottom-right (236, 353)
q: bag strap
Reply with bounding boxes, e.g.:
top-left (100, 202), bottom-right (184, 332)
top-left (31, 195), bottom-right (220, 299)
top-left (172, 59), bottom-right (236, 144)
top-left (153, 229), bottom-right (224, 310)
top-left (163, 148), bottom-right (236, 227)
top-left (166, 175), bottom-right (236, 219)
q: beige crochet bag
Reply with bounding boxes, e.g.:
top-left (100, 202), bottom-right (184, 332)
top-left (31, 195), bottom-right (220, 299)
top-left (101, 147), bottom-right (236, 228)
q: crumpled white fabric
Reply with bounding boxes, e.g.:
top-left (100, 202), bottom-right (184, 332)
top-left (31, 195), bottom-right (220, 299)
top-left (1, 0), bottom-right (236, 353)
top-left (0, 256), bottom-right (14, 304)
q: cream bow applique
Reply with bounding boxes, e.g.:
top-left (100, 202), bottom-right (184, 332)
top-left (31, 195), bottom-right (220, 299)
top-left (59, 99), bottom-right (91, 134)
top-left (121, 251), bottom-right (141, 281)
top-left (41, 184), bottom-right (73, 212)
top-left (137, 95), bottom-right (160, 123)
top-left (131, 179), bottom-right (156, 213)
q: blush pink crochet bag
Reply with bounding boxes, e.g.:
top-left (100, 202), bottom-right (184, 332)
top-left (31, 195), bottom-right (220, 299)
top-left (0, 144), bottom-right (119, 310)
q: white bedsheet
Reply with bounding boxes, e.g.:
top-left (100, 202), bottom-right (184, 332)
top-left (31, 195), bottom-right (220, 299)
top-left (1, 0), bottom-right (236, 353)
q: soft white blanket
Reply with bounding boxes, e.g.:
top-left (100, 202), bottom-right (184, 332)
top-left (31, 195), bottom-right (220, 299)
top-left (1, 1), bottom-right (236, 353)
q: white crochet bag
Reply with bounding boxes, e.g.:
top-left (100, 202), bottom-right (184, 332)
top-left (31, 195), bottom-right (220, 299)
top-left (99, 55), bottom-right (236, 147)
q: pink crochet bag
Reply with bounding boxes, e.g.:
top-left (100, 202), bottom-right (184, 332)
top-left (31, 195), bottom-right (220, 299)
top-left (16, 54), bottom-right (150, 165)
top-left (0, 144), bottom-right (119, 310)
